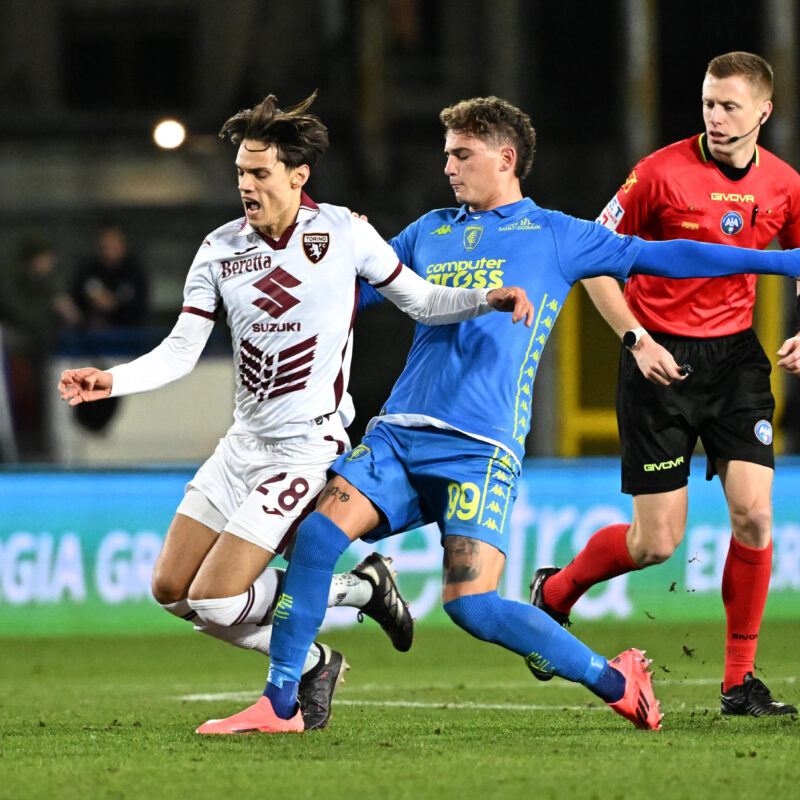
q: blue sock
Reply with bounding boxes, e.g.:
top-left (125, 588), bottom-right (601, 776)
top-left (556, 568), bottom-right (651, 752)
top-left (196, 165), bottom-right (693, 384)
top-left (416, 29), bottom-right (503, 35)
top-left (443, 591), bottom-right (621, 697)
top-left (587, 663), bottom-right (626, 704)
top-left (263, 512), bottom-right (351, 718)
top-left (265, 680), bottom-right (299, 718)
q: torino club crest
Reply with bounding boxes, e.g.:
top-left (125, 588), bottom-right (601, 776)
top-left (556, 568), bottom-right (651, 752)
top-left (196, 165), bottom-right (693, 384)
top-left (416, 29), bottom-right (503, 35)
top-left (303, 232), bottom-right (330, 263)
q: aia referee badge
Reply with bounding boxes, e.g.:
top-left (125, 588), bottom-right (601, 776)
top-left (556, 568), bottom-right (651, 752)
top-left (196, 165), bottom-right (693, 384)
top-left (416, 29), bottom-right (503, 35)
top-left (463, 225), bottom-right (483, 251)
top-left (303, 233), bottom-right (330, 263)
top-left (720, 211), bottom-right (744, 235)
top-left (754, 420), bottom-right (773, 445)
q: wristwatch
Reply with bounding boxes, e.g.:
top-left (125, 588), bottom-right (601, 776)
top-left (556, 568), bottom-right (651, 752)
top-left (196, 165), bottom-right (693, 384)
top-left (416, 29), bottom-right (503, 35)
top-left (622, 327), bottom-right (648, 350)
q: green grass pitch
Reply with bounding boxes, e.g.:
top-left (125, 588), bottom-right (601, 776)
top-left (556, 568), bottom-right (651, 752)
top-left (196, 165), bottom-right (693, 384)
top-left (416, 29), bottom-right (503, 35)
top-left (1, 619), bottom-right (797, 800)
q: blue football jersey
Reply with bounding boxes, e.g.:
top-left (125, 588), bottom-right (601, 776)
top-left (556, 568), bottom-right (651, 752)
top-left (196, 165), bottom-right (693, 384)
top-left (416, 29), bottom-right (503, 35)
top-left (377, 197), bottom-right (643, 463)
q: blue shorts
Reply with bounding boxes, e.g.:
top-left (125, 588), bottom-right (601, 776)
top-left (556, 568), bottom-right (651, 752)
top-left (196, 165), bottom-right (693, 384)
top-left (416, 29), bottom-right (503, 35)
top-left (330, 423), bottom-right (520, 554)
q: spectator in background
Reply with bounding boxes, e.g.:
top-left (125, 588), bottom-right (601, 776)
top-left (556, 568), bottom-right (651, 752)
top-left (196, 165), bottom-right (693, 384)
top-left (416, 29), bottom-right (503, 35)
top-left (69, 223), bottom-right (149, 432)
top-left (71, 223), bottom-right (148, 329)
top-left (0, 236), bottom-right (80, 458)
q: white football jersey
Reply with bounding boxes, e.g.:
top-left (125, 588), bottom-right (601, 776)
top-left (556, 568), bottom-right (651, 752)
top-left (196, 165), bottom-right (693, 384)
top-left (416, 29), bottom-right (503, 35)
top-left (181, 194), bottom-right (401, 439)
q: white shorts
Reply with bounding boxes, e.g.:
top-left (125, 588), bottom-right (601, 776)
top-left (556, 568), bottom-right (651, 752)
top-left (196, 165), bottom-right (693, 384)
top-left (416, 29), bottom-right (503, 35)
top-left (176, 419), bottom-right (349, 554)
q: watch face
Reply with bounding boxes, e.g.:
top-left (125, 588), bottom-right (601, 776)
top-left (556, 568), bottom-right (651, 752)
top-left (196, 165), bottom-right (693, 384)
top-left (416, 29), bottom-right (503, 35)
top-left (623, 330), bottom-right (637, 348)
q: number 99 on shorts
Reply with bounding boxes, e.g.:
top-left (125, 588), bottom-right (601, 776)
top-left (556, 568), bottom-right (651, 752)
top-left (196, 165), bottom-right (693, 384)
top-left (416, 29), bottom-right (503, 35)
top-left (446, 481), bottom-right (481, 521)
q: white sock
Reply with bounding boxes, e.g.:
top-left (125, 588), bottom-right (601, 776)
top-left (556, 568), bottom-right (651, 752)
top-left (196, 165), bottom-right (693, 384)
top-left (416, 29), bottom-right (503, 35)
top-left (188, 568), bottom-right (284, 627)
top-left (160, 593), bottom-right (320, 673)
top-left (159, 598), bottom-right (197, 620)
top-left (328, 571), bottom-right (372, 608)
top-left (195, 622), bottom-right (321, 674)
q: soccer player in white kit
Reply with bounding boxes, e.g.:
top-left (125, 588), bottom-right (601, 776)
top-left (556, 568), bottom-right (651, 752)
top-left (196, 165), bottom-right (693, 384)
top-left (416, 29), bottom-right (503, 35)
top-left (58, 92), bottom-right (534, 731)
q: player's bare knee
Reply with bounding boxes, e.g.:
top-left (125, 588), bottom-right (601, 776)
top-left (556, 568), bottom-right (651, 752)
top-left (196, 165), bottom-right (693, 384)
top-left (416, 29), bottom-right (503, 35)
top-left (151, 568), bottom-right (189, 605)
top-left (628, 531), bottom-right (677, 567)
top-left (187, 578), bottom-right (216, 603)
top-left (730, 504), bottom-right (772, 548)
top-left (636, 543), bottom-right (675, 567)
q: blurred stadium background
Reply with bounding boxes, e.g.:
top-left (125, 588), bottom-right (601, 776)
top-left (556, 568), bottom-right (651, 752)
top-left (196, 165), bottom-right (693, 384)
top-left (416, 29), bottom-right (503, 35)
top-left (1, 0), bottom-right (800, 632)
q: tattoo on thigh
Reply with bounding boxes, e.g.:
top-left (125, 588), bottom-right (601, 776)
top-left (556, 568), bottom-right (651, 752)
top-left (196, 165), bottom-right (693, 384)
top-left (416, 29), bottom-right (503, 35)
top-left (443, 536), bottom-right (482, 584)
top-left (322, 485), bottom-right (350, 503)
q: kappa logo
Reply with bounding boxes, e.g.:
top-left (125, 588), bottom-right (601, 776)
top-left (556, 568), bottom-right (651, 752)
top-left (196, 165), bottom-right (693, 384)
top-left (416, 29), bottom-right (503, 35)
top-left (273, 592), bottom-right (293, 621)
top-left (754, 419), bottom-right (773, 445)
top-left (720, 211), bottom-right (744, 235)
top-left (643, 456), bottom-right (685, 472)
top-left (463, 224), bottom-right (483, 251)
top-left (303, 232), bottom-right (330, 263)
top-left (430, 224), bottom-right (452, 235)
top-left (524, 651), bottom-right (553, 676)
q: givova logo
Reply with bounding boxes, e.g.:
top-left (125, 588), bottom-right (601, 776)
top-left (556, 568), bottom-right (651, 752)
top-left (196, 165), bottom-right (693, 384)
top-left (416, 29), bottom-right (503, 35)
top-left (643, 456), bottom-right (685, 472)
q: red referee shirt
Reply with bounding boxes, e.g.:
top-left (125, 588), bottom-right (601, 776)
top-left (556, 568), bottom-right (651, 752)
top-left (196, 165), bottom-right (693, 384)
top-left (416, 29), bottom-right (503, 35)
top-left (597, 134), bottom-right (800, 337)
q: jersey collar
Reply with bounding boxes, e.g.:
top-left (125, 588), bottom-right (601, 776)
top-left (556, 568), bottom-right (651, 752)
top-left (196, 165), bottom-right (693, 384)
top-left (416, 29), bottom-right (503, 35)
top-left (453, 197), bottom-right (534, 223)
top-left (696, 132), bottom-right (760, 170)
top-left (236, 190), bottom-right (320, 250)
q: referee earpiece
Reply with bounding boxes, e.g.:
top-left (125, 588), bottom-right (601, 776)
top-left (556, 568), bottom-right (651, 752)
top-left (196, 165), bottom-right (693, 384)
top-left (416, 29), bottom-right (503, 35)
top-left (725, 114), bottom-right (766, 144)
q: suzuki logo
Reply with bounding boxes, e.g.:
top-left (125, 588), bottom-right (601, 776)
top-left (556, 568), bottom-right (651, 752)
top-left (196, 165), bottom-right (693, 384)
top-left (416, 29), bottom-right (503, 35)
top-left (252, 267), bottom-right (301, 318)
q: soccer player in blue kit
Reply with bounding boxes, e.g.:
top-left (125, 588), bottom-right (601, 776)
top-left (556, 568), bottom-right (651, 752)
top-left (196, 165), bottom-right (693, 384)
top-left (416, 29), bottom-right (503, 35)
top-left (198, 96), bottom-right (800, 734)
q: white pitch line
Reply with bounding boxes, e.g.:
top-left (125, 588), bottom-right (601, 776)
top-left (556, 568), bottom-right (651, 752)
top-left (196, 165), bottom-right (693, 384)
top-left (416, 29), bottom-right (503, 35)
top-left (176, 675), bottom-right (796, 706)
top-left (340, 675), bottom-right (798, 691)
top-left (177, 694), bottom-right (723, 713)
top-left (176, 693), bottom-right (610, 711)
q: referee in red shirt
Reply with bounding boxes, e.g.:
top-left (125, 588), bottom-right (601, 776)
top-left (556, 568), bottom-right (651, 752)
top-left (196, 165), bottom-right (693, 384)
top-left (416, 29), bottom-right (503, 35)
top-left (530, 51), bottom-right (800, 716)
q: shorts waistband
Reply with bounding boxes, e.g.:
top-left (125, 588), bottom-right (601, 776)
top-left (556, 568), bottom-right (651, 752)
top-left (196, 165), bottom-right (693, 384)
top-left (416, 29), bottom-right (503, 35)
top-left (647, 327), bottom-right (755, 346)
top-left (228, 414), bottom-right (345, 449)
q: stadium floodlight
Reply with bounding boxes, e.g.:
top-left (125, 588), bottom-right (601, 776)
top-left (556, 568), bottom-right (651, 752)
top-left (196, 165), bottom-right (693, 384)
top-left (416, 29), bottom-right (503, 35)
top-left (153, 119), bottom-right (186, 149)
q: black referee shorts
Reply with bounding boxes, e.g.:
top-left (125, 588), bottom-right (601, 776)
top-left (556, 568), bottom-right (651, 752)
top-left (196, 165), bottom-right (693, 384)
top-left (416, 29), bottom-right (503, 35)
top-left (617, 328), bottom-right (775, 495)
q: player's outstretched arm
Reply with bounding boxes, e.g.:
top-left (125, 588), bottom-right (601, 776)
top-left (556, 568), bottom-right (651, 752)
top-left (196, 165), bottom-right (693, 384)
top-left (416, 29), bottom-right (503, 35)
top-left (485, 286), bottom-right (534, 326)
top-left (58, 312), bottom-right (215, 404)
top-left (58, 368), bottom-right (113, 405)
top-left (632, 238), bottom-right (800, 279)
top-left (378, 265), bottom-right (533, 326)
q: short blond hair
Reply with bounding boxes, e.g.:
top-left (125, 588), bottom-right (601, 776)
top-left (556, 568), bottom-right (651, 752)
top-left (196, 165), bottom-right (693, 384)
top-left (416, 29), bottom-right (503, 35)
top-left (707, 52), bottom-right (773, 99)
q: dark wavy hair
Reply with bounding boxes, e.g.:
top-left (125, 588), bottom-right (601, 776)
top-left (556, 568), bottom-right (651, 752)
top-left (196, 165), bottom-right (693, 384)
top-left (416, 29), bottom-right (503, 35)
top-left (219, 91), bottom-right (329, 168)
top-left (440, 96), bottom-right (536, 179)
